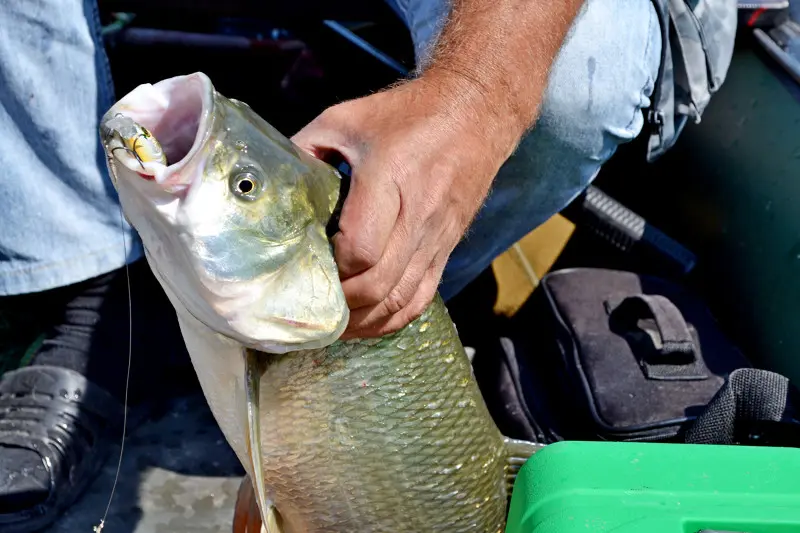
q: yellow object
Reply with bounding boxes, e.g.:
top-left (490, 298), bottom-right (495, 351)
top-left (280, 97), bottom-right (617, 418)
top-left (124, 124), bottom-right (166, 165)
top-left (491, 214), bottom-right (575, 316)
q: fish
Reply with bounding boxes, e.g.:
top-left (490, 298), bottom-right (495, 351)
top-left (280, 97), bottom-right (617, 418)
top-left (99, 72), bottom-right (542, 533)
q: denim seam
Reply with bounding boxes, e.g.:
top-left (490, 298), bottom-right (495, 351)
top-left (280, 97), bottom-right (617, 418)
top-left (86, 0), bottom-right (115, 103)
top-left (623, 2), bottom-right (657, 132)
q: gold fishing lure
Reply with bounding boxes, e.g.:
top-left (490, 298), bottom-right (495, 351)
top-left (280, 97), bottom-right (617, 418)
top-left (102, 113), bottom-right (167, 172)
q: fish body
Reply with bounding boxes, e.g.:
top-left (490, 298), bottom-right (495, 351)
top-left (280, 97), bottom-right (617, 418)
top-left (100, 73), bottom-right (540, 533)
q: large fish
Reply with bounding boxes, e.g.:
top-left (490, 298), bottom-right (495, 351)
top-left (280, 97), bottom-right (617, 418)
top-left (99, 72), bottom-right (541, 533)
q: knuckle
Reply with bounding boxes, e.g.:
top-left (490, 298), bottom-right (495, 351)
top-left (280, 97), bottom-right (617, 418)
top-left (337, 238), bottom-right (380, 274)
top-left (299, 109), bottom-right (334, 136)
top-left (322, 103), bottom-right (360, 136)
top-left (349, 244), bottom-right (380, 271)
top-left (298, 106), bottom-right (353, 144)
top-left (318, 104), bottom-right (345, 124)
top-left (384, 286), bottom-right (411, 316)
top-left (362, 279), bottom-right (393, 306)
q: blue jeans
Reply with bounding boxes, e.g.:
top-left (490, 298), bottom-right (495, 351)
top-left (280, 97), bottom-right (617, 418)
top-left (0, 0), bottom-right (661, 300)
top-left (387, 0), bottom-right (663, 299)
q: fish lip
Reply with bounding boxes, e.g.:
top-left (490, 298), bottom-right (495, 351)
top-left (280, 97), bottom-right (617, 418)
top-left (264, 316), bottom-right (336, 332)
top-left (231, 309), bottom-right (350, 354)
top-left (267, 317), bottom-right (316, 329)
top-left (147, 256), bottom-right (349, 355)
top-left (100, 72), bottom-right (216, 192)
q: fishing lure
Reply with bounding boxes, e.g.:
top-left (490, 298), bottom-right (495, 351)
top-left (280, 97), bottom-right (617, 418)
top-left (101, 113), bottom-right (167, 177)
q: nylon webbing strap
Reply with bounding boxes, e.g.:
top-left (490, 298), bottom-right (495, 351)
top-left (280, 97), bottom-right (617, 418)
top-left (608, 294), bottom-right (695, 354)
top-left (606, 294), bottom-right (708, 380)
top-left (685, 368), bottom-right (789, 445)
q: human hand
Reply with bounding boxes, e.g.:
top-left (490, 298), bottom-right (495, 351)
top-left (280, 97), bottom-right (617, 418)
top-left (292, 75), bottom-right (524, 338)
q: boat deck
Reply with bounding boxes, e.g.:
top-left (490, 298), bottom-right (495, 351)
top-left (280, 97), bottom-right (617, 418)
top-left (43, 394), bottom-right (244, 533)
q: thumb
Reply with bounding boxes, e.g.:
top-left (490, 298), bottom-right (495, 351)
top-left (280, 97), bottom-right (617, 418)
top-left (291, 104), bottom-right (366, 166)
top-left (291, 107), bottom-right (400, 281)
top-left (332, 153), bottom-right (400, 280)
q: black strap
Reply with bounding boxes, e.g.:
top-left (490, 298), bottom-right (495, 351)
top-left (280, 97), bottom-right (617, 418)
top-left (610, 294), bottom-right (694, 355)
top-left (684, 368), bottom-right (798, 446)
top-left (606, 294), bottom-right (708, 380)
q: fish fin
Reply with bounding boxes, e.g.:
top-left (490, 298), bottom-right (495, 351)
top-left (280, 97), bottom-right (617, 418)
top-left (233, 475), bottom-right (263, 533)
top-left (233, 475), bottom-right (285, 533)
top-left (503, 438), bottom-right (545, 495)
top-left (244, 349), bottom-right (271, 523)
top-left (262, 504), bottom-right (283, 533)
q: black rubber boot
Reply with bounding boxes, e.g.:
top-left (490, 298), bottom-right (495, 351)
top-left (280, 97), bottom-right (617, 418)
top-left (0, 259), bottom-right (188, 532)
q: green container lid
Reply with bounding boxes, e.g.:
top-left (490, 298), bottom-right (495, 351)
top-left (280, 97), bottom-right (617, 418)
top-left (506, 441), bottom-right (800, 533)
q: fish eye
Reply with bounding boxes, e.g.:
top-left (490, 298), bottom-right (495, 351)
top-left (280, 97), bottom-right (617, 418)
top-left (230, 170), bottom-right (263, 201)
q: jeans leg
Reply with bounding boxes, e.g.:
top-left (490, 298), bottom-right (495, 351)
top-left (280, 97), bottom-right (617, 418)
top-left (0, 0), bottom-right (143, 296)
top-left (384, 0), bottom-right (662, 300)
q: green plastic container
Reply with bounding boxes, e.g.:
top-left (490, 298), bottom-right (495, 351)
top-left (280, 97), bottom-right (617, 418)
top-left (506, 441), bottom-right (800, 533)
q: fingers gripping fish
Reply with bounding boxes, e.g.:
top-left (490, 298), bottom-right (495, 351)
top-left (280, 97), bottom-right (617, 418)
top-left (99, 73), bottom-right (543, 533)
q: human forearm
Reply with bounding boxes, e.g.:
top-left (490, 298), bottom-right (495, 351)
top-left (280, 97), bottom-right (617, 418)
top-left (421, 0), bottom-right (585, 154)
top-left (291, 1), bottom-right (585, 337)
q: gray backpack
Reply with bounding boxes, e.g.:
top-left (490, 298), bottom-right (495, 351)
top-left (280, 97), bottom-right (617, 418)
top-left (646, 0), bottom-right (738, 161)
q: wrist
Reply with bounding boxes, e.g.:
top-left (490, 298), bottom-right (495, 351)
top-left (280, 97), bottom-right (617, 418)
top-left (414, 68), bottom-right (532, 160)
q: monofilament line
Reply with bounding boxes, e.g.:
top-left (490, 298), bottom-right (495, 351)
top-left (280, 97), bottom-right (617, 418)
top-left (94, 206), bottom-right (134, 533)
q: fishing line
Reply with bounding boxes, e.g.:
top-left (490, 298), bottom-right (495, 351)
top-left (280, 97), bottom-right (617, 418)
top-left (93, 205), bottom-right (134, 533)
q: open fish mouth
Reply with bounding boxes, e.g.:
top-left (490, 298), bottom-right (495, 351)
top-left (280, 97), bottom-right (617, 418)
top-left (100, 72), bottom-right (215, 192)
top-left (100, 72), bottom-right (350, 353)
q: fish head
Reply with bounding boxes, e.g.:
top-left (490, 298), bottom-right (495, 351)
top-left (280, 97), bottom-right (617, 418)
top-left (100, 72), bottom-right (349, 353)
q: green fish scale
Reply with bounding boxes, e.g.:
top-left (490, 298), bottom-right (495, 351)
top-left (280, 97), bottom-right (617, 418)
top-left (254, 296), bottom-right (508, 533)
